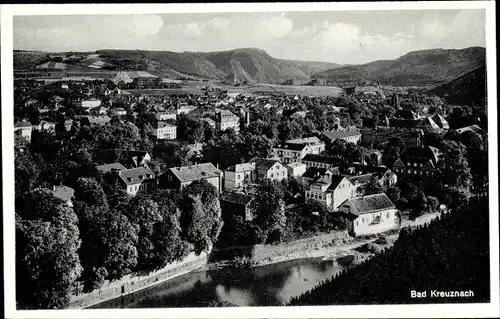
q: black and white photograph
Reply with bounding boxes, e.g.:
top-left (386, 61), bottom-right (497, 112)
top-left (1, 2), bottom-right (498, 318)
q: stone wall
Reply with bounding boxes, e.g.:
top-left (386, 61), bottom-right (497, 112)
top-left (68, 251), bottom-right (209, 309)
top-left (211, 230), bottom-right (350, 265)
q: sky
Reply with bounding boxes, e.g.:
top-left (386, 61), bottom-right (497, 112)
top-left (13, 10), bottom-right (486, 64)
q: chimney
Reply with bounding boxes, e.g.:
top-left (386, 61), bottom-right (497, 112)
top-left (52, 185), bottom-right (56, 191)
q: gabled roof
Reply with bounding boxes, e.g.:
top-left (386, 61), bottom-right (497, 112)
top-left (398, 146), bottom-right (441, 166)
top-left (285, 136), bottom-right (323, 145)
top-left (274, 143), bottom-right (311, 152)
top-left (302, 154), bottom-right (343, 166)
top-left (95, 162), bottom-right (127, 174)
top-left (286, 162), bottom-right (307, 169)
top-left (346, 173), bottom-right (375, 186)
top-left (431, 114), bottom-right (450, 129)
top-left (326, 175), bottom-right (350, 191)
top-left (164, 163), bottom-right (221, 182)
top-left (118, 167), bottom-right (156, 186)
top-left (322, 128), bottom-right (361, 140)
top-left (254, 158), bottom-right (284, 172)
top-left (220, 192), bottom-right (254, 206)
top-left (157, 121), bottom-right (176, 129)
top-left (302, 166), bottom-right (335, 179)
top-left (15, 121), bottom-right (33, 128)
top-left (344, 193), bottom-right (396, 216)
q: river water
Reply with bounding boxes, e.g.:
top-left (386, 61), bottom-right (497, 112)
top-left (92, 258), bottom-right (346, 308)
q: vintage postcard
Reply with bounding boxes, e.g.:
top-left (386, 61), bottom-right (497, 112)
top-left (1, 1), bottom-right (498, 318)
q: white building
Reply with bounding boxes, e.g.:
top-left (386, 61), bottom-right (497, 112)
top-left (215, 109), bottom-right (240, 132)
top-left (224, 162), bottom-right (256, 190)
top-left (156, 111), bottom-right (177, 121)
top-left (285, 136), bottom-right (325, 155)
top-left (273, 144), bottom-right (313, 164)
top-left (305, 175), bottom-right (355, 211)
top-left (154, 122), bottom-right (177, 140)
top-left (75, 98), bottom-right (102, 109)
top-left (286, 162), bottom-right (307, 178)
top-left (340, 193), bottom-right (399, 237)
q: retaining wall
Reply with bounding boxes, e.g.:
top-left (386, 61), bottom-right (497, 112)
top-left (211, 230), bottom-right (350, 265)
top-left (68, 251), bottom-right (209, 309)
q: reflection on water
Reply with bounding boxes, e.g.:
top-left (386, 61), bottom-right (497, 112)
top-left (92, 258), bottom-right (344, 308)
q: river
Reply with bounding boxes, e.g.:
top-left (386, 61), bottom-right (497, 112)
top-left (91, 257), bottom-right (346, 308)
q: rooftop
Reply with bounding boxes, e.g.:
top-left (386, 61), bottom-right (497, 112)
top-left (302, 154), bottom-right (344, 166)
top-left (50, 185), bottom-right (75, 203)
top-left (95, 162), bottom-right (127, 174)
top-left (165, 163), bottom-right (221, 182)
top-left (118, 167), bottom-right (156, 186)
top-left (220, 192), bottom-right (254, 206)
top-left (274, 143), bottom-right (311, 152)
top-left (345, 193), bottom-right (396, 216)
top-left (226, 162), bottom-right (255, 172)
top-left (322, 128), bottom-right (361, 140)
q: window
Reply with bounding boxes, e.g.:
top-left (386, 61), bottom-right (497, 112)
top-left (271, 173), bottom-right (274, 178)
top-left (237, 175), bottom-right (241, 180)
top-left (362, 218), bottom-right (364, 223)
top-left (407, 162), bottom-right (411, 166)
top-left (420, 163), bottom-right (423, 167)
top-left (135, 186), bottom-right (138, 191)
top-left (386, 212), bottom-right (389, 218)
top-left (356, 221), bottom-right (359, 226)
top-left (414, 162), bottom-right (417, 167)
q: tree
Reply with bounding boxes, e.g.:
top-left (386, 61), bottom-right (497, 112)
top-left (74, 177), bottom-right (108, 208)
top-left (386, 186), bottom-right (401, 204)
top-left (177, 115), bottom-right (205, 143)
top-left (382, 137), bottom-right (404, 167)
top-left (437, 140), bottom-right (472, 190)
top-left (16, 199), bottom-right (82, 309)
top-left (251, 180), bottom-right (286, 244)
top-left (364, 176), bottom-right (384, 195)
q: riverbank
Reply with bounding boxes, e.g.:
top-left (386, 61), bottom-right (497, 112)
top-left (203, 212), bottom-right (441, 271)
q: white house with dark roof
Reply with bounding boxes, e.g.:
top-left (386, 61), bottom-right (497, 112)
top-left (305, 174), bottom-right (355, 211)
top-left (340, 193), bottom-right (399, 237)
top-left (215, 109), bottom-right (240, 132)
top-left (224, 162), bottom-right (256, 190)
top-left (155, 111), bottom-right (177, 121)
top-left (159, 163), bottom-right (223, 193)
top-left (285, 136), bottom-right (325, 155)
top-left (154, 122), bottom-right (176, 140)
top-left (14, 121), bottom-right (33, 142)
top-left (273, 143), bottom-right (313, 164)
top-left (253, 158), bottom-right (288, 182)
top-left (116, 167), bottom-right (157, 196)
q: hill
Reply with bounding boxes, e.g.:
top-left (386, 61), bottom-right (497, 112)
top-left (313, 47), bottom-right (485, 86)
top-left (429, 65), bottom-right (486, 106)
top-left (14, 48), bottom-right (341, 84)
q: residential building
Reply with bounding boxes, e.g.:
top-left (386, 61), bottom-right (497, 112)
top-left (302, 167), bottom-right (341, 187)
top-left (75, 98), bottom-right (102, 108)
top-left (305, 175), bottom-right (354, 211)
top-left (156, 111), bottom-right (177, 121)
top-left (111, 108), bottom-right (127, 116)
top-left (95, 162), bottom-right (127, 175)
top-left (360, 127), bottom-right (423, 148)
top-left (455, 124), bottom-right (484, 135)
top-left (215, 109), bottom-right (240, 132)
top-left (286, 162), bottom-right (307, 178)
top-left (273, 144), bottom-right (313, 164)
top-left (177, 105), bottom-right (198, 115)
top-left (341, 193), bottom-right (399, 237)
top-left (116, 167), bottom-right (157, 196)
top-left (158, 163), bottom-right (223, 193)
top-left (322, 128), bottom-right (362, 144)
top-left (431, 114), bottom-right (450, 130)
top-left (285, 136), bottom-right (325, 154)
top-left (302, 154), bottom-right (343, 170)
top-left (118, 151), bottom-right (151, 169)
top-left (253, 159), bottom-right (288, 182)
top-left (14, 121), bottom-right (33, 142)
top-left (154, 122), bottom-right (176, 140)
top-left (49, 185), bottom-right (75, 207)
top-left (80, 115), bottom-right (111, 126)
top-left (224, 162), bottom-right (256, 190)
top-left (290, 111), bottom-right (307, 119)
top-left (90, 106), bottom-right (108, 115)
top-left (220, 192), bottom-right (255, 222)
top-left (35, 120), bottom-right (56, 132)
top-left (202, 118), bottom-right (216, 129)
top-left (393, 146), bottom-right (441, 178)
top-left (342, 164), bottom-right (398, 189)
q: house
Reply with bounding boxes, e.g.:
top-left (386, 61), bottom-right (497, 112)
top-left (215, 109), bottom-right (240, 132)
top-left (75, 98), bottom-right (102, 108)
top-left (360, 127), bottom-right (423, 148)
top-left (156, 111), bottom-right (177, 121)
top-left (35, 120), bottom-right (56, 132)
top-left (177, 105), bottom-right (197, 115)
top-left (302, 166), bottom-right (340, 187)
top-left (95, 162), bottom-right (127, 175)
top-left (285, 136), bottom-right (325, 154)
top-left (64, 120), bottom-right (73, 131)
top-left (347, 174), bottom-right (379, 196)
top-left (431, 114), bottom-right (450, 130)
top-left (393, 146), bottom-right (441, 178)
top-left (220, 192), bottom-right (255, 222)
top-left (290, 111), bottom-right (307, 119)
top-left (322, 128), bottom-right (362, 144)
top-left (154, 122), bottom-right (176, 140)
top-left (286, 162), bottom-right (307, 178)
top-left (80, 115), bottom-right (111, 126)
top-left (305, 174), bottom-right (354, 211)
top-left (253, 158), bottom-right (288, 182)
top-left (224, 162), bottom-right (256, 190)
top-left (111, 108), bottom-right (127, 116)
top-left (342, 164), bottom-right (398, 189)
top-left (273, 144), bottom-right (313, 164)
top-left (49, 185), bottom-right (75, 207)
top-left (118, 151), bottom-right (151, 169)
top-left (158, 163), bottom-right (223, 193)
top-left (14, 121), bottom-right (33, 142)
top-left (302, 154), bottom-right (343, 169)
top-left (340, 193), bottom-right (399, 237)
top-left (90, 106), bottom-right (108, 115)
top-left (116, 167), bottom-right (157, 196)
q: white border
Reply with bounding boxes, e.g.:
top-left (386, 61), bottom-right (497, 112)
top-left (2, 2), bottom-right (498, 318)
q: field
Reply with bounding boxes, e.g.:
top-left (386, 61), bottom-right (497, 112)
top-left (247, 84), bottom-right (344, 97)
